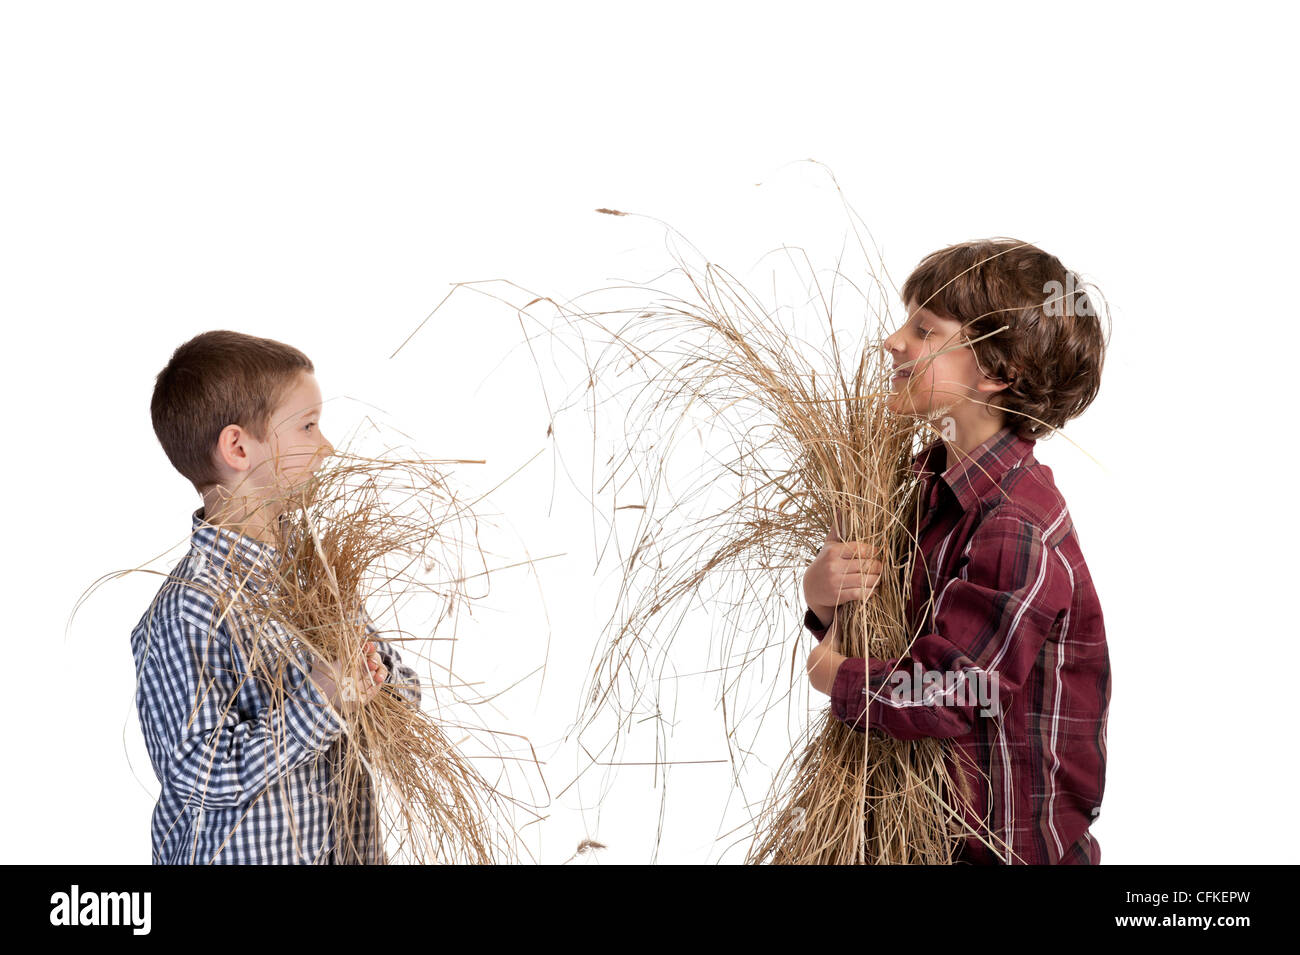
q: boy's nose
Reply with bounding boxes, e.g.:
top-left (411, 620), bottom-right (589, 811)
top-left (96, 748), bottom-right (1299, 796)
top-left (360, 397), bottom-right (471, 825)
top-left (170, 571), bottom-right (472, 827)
top-left (314, 437), bottom-right (335, 465)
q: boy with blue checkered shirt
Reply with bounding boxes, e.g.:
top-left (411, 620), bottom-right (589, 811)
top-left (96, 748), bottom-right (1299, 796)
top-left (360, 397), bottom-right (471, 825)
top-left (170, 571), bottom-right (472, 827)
top-left (131, 330), bottom-right (419, 864)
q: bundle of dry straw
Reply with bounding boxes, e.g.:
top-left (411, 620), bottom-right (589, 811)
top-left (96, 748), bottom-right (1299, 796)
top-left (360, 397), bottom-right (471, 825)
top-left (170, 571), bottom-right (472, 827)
top-left (744, 371), bottom-right (971, 864)
top-left (492, 215), bottom-right (1001, 864)
top-left (189, 444), bottom-right (528, 864)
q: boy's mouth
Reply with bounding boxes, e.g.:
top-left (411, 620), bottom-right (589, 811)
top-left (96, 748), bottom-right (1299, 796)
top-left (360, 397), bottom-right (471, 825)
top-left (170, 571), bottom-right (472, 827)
top-left (892, 358), bottom-right (916, 378)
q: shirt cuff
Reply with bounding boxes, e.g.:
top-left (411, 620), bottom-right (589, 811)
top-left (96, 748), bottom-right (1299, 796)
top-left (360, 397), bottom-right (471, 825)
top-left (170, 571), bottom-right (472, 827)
top-left (288, 669), bottom-right (347, 750)
top-left (830, 656), bottom-right (867, 730)
top-left (804, 607), bottom-right (830, 642)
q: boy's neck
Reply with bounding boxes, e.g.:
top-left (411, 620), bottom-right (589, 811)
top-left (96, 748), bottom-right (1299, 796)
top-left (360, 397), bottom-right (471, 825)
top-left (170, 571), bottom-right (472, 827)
top-left (200, 488), bottom-right (283, 548)
top-left (939, 411), bottom-right (1009, 472)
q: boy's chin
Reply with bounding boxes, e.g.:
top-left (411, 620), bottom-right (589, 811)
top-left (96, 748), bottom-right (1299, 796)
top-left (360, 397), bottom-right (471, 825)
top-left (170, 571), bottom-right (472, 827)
top-left (293, 483), bottom-right (320, 508)
top-left (885, 393), bottom-right (931, 417)
top-left (273, 479), bottom-right (320, 511)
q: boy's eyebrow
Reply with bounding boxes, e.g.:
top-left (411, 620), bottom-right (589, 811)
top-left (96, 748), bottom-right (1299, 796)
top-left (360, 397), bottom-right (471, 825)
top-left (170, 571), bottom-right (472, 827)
top-left (298, 407), bottom-right (321, 419)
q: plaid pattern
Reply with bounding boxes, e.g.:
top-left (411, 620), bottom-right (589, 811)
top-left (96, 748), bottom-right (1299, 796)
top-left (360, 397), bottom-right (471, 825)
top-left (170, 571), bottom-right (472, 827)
top-left (805, 426), bottom-right (1110, 864)
top-left (130, 507), bottom-right (421, 864)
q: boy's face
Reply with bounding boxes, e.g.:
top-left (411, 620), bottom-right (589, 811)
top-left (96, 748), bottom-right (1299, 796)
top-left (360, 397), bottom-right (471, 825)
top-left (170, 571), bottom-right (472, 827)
top-left (883, 301), bottom-right (1001, 419)
top-left (218, 371), bottom-right (334, 499)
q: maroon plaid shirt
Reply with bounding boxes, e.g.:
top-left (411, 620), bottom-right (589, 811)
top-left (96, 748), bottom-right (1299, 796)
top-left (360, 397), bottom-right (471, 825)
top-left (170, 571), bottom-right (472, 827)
top-left (806, 425), bottom-right (1110, 864)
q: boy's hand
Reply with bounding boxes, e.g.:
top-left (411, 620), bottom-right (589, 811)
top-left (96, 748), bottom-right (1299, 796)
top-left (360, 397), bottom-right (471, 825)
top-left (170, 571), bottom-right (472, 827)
top-left (807, 618), bottom-right (848, 696)
top-left (363, 641), bottom-right (388, 685)
top-left (807, 629), bottom-right (847, 696)
top-left (803, 519), bottom-right (884, 627)
top-left (309, 642), bottom-right (387, 711)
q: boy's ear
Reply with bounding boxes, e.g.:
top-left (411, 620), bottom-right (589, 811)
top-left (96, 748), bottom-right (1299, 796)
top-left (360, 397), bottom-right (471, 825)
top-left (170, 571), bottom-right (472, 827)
top-left (976, 368), bottom-right (1015, 395)
top-left (214, 423), bottom-right (253, 472)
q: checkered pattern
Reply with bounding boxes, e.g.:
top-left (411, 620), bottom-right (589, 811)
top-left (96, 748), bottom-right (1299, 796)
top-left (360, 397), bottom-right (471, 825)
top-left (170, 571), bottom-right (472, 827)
top-left (130, 507), bottom-right (420, 864)
top-left (805, 426), bottom-right (1110, 865)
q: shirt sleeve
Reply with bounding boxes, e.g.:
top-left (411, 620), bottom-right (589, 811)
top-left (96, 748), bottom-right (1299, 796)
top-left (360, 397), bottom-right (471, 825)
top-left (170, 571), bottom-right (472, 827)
top-left (135, 615), bottom-right (346, 810)
top-left (804, 607), bottom-right (831, 641)
top-left (817, 507), bottom-right (1069, 741)
top-left (359, 615), bottom-right (422, 708)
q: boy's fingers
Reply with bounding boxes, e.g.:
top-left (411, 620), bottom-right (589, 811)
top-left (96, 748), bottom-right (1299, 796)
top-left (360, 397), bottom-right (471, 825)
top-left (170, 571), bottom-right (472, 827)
top-left (835, 568), bottom-right (883, 585)
top-left (833, 581), bottom-right (879, 600)
top-left (827, 508), bottom-right (847, 543)
top-left (840, 543), bottom-right (880, 562)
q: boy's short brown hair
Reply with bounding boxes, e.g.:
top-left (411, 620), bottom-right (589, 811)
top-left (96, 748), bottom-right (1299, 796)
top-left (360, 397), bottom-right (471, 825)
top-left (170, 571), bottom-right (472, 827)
top-left (901, 238), bottom-right (1107, 441)
top-left (151, 330), bottom-right (314, 493)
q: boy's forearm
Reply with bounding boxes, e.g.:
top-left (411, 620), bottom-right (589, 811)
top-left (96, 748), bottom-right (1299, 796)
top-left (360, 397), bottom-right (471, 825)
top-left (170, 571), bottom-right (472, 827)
top-left (803, 601), bottom-right (983, 738)
top-left (162, 665), bottom-right (345, 809)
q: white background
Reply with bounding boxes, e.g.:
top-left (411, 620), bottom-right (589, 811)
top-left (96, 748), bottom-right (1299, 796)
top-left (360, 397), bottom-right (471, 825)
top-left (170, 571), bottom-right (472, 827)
top-left (2, 0), bottom-right (1294, 864)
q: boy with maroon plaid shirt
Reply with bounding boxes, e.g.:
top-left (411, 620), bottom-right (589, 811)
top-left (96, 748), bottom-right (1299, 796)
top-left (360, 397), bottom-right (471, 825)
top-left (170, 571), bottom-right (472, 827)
top-left (804, 239), bottom-right (1110, 864)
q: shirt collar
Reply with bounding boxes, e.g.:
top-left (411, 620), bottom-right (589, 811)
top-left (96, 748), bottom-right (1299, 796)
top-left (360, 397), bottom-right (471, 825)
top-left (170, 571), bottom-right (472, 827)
top-left (909, 425), bottom-right (1036, 514)
top-left (190, 506), bottom-right (281, 594)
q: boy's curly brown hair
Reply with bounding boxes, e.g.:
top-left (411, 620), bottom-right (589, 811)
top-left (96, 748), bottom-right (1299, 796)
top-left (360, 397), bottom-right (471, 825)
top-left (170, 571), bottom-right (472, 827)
top-left (901, 238), bottom-right (1108, 441)
top-left (151, 330), bottom-right (314, 493)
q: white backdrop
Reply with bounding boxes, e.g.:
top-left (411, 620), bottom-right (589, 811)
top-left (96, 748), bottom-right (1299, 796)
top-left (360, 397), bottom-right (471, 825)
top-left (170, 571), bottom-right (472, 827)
top-left (3, 0), bottom-right (1293, 864)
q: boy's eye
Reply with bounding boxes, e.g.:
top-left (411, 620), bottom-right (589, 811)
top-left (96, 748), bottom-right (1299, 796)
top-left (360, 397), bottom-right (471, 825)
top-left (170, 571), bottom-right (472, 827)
top-left (305, 422), bottom-right (316, 432)
top-left (917, 327), bottom-right (931, 338)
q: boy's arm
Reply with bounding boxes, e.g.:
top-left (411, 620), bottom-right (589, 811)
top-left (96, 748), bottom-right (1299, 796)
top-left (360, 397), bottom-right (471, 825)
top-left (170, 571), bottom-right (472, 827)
top-left (136, 615), bottom-right (346, 810)
top-left (806, 507), bottom-right (1070, 741)
top-left (360, 616), bottom-right (422, 708)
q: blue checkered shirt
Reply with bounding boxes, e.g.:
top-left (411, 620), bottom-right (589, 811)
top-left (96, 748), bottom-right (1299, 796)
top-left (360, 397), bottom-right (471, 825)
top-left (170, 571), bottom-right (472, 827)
top-left (130, 507), bottom-right (421, 864)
